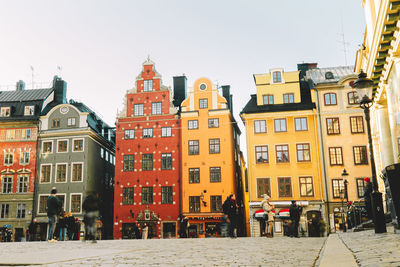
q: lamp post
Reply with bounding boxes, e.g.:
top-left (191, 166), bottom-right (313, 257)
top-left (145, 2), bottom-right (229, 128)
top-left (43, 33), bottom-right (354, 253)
top-left (340, 169), bottom-right (349, 232)
top-left (353, 71), bottom-right (387, 233)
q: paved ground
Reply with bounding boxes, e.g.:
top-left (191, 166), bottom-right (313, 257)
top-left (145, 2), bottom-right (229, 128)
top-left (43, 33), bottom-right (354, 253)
top-left (339, 226), bottom-right (400, 267)
top-left (0, 237), bottom-right (326, 266)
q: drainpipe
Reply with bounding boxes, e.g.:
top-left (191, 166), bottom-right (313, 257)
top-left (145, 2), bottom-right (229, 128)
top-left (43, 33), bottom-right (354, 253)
top-left (32, 120), bottom-right (42, 223)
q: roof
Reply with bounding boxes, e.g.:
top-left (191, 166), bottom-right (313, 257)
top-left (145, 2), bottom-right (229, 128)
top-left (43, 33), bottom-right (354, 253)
top-left (240, 94), bottom-right (316, 115)
top-left (0, 88), bottom-right (53, 102)
top-left (306, 66), bottom-right (355, 85)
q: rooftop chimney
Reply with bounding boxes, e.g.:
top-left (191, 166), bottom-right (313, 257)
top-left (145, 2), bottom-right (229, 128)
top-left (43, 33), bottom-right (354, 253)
top-left (16, 80), bottom-right (25, 91)
top-left (173, 75), bottom-right (187, 108)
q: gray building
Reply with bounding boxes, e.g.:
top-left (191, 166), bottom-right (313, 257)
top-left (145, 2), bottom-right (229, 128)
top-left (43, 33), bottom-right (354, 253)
top-left (34, 98), bottom-right (115, 240)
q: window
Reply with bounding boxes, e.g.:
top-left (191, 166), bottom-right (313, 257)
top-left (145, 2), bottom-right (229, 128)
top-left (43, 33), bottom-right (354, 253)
top-left (188, 120), bottom-right (198, 130)
top-left (254, 120), bottom-right (266, 133)
top-left (350, 116), bottom-right (364, 133)
top-left (70, 194), bottom-right (81, 213)
top-left (143, 80), bottom-right (153, 92)
top-left (56, 164), bottom-right (67, 182)
top-left (143, 128), bottom-right (153, 138)
top-left (161, 186), bottom-right (173, 204)
top-left (40, 165), bottom-right (51, 183)
top-left (189, 168), bottom-right (200, 183)
top-left (17, 176), bottom-right (28, 193)
top-left (142, 154), bottom-right (153, 171)
top-left (142, 187), bottom-right (153, 204)
top-left (4, 152), bottom-right (13, 165)
top-left (122, 188), bottom-right (134, 205)
top-left (0, 204), bottom-right (9, 218)
top-left (72, 163), bottom-right (83, 182)
top-left (188, 140), bottom-right (199, 155)
top-left (332, 179), bottom-right (344, 198)
top-left (38, 195), bottom-right (48, 214)
top-left (353, 146), bottom-right (368, 165)
top-left (52, 118), bottom-right (60, 128)
top-left (274, 119), bottom-right (287, 132)
top-left (273, 71), bottom-right (282, 83)
top-left (20, 152), bottom-right (30, 165)
top-left (356, 178), bottom-right (366, 198)
top-left (210, 196), bottom-right (222, 212)
top-left (208, 118), bottom-right (219, 128)
top-left (16, 203), bottom-right (26, 218)
top-left (6, 130), bottom-right (15, 140)
top-left (329, 147), bottom-right (343, 165)
top-left (43, 141), bottom-right (53, 153)
top-left (124, 129), bottom-right (135, 139)
top-left (189, 196), bottom-right (200, 212)
top-left (299, 177), bottom-right (314, 196)
top-left (210, 167), bottom-right (221, 183)
top-left (58, 140), bottom-right (68, 153)
top-left (1, 176), bottom-right (12, 194)
top-left (199, 99), bottom-right (208, 109)
top-left (100, 148), bottom-right (104, 158)
top-left (161, 127), bottom-right (172, 137)
top-left (1, 107), bottom-right (10, 117)
top-left (255, 145), bottom-right (268, 163)
top-left (276, 144), bottom-right (289, 163)
top-left (295, 118), bottom-right (308, 131)
top-left (257, 178), bottom-right (271, 198)
top-left (21, 129), bottom-right (31, 140)
top-left (324, 93), bottom-right (337, 105)
top-left (278, 177), bottom-right (292, 197)
top-left (283, 93), bottom-right (294, 103)
top-left (326, 118), bottom-right (340, 135)
top-left (67, 117), bottom-right (76, 126)
top-left (151, 102), bottom-right (162, 115)
top-left (161, 153), bottom-right (172, 170)
top-left (348, 91), bottom-right (359, 105)
top-left (24, 106), bottom-right (35, 116)
top-left (263, 95), bottom-right (274, 105)
top-left (296, 143), bottom-right (311, 162)
top-left (209, 138), bottom-right (220, 154)
top-left (73, 139), bottom-right (83, 152)
top-left (134, 104), bottom-right (144, 116)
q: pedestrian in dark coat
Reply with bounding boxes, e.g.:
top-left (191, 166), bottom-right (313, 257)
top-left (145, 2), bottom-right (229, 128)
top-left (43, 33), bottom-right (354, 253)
top-left (289, 200), bottom-right (303, 238)
top-left (83, 193), bottom-right (100, 243)
top-left (66, 212), bottom-right (76, 240)
top-left (46, 187), bottom-right (62, 242)
top-left (28, 219), bottom-right (37, 241)
top-left (363, 177), bottom-right (373, 220)
top-left (58, 212), bottom-right (67, 241)
top-left (223, 194), bottom-right (238, 238)
top-left (179, 215), bottom-right (189, 238)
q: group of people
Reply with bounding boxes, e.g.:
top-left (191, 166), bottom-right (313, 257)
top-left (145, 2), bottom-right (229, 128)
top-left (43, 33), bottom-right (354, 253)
top-left (46, 187), bottom-right (100, 243)
top-left (261, 194), bottom-right (303, 238)
top-left (0, 227), bottom-right (12, 242)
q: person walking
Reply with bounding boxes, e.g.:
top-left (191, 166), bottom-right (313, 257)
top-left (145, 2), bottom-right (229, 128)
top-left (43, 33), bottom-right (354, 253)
top-left (363, 177), bottom-right (373, 220)
top-left (261, 194), bottom-right (274, 238)
top-left (82, 192), bottom-right (100, 243)
top-left (222, 194), bottom-right (238, 238)
top-left (58, 212), bottom-right (67, 241)
top-left (46, 187), bottom-right (62, 242)
top-left (289, 200), bottom-right (303, 238)
top-left (28, 219), bottom-right (37, 241)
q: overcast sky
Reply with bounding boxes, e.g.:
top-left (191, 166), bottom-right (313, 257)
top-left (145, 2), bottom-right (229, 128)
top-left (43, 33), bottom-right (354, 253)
top-left (0, 0), bottom-right (365, 154)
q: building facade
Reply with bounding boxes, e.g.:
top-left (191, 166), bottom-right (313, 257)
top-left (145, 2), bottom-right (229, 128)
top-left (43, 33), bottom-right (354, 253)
top-left (0, 79), bottom-right (57, 241)
top-left (307, 66), bottom-right (372, 232)
top-left (113, 58), bottom-right (180, 239)
top-left (241, 65), bottom-right (326, 237)
top-left (180, 77), bottom-right (243, 237)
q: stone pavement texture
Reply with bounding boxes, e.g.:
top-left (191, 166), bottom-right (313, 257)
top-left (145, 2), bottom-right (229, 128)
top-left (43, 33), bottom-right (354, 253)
top-left (339, 226), bottom-right (400, 267)
top-left (319, 234), bottom-right (357, 267)
top-left (0, 237), bottom-right (326, 266)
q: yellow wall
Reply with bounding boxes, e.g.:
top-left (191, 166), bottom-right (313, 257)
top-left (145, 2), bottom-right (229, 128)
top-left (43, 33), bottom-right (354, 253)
top-left (181, 78), bottom-right (236, 215)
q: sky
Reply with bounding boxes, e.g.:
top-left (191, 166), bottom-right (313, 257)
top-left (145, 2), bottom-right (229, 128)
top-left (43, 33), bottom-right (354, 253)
top-left (0, 0), bottom-right (365, 155)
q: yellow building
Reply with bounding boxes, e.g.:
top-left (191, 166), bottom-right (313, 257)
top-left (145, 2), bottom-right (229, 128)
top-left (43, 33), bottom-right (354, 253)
top-left (180, 78), bottom-right (245, 237)
top-left (306, 66), bottom-right (372, 232)
top-left (240, 65), bottom-right (326, 237)
top-left (354, 0), bottom-right (400, 199)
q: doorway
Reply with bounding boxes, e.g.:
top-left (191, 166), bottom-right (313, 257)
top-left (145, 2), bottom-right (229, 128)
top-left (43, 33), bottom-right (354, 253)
top-left (162, 222), bottom-right (176, 238)
top-left (307, 211), bottom-right (322, 237)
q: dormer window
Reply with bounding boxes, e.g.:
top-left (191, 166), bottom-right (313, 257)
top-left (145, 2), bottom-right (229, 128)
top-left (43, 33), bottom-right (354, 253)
top-left (325, 72), bottom-right (334, 79)
top-left (273, 71), bottom-right (282, 83)
top-left (1, 107), bottom-right (10, 117)
top-left (143, 80), bottom-right (153, 92)
top-left (24, 106), bottom-right (35, 116)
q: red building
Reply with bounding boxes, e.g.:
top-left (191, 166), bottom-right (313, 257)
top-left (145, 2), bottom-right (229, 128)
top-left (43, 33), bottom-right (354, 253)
top-left (113, 58), bottom-right (181, 239)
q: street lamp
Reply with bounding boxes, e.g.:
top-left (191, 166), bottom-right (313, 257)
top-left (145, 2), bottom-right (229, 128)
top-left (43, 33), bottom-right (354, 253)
top-left (340, 169), bottom-right (349, 232)
top-left (342, 169), bottom-right (349, 204)
top-left (353, 71), bottom-right (387, 233)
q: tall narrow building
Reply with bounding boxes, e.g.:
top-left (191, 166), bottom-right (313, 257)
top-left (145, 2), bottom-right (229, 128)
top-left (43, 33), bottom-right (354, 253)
top-left (114, 58), bottom-right (180, 239)
top-left (180, 77), bottom-right (243, 237)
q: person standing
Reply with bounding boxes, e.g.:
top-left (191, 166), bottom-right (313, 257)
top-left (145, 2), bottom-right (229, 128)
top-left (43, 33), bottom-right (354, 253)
top-left (141, 223), bottom-right (148, 239)
top-left (363, 177), bottom-right (373, 220)
top-left (82, 192), bottom-right (100, 243)
top-left (289, 200), bottom-right (303, 238)
top-left (261, 194), bottom-right (274, 238)
top-left (179, 216), bottom-right (189, 238)
top-left (58, 212), bottom-right (67, 241)
top-left (28, 219), bottom-right (37, 241)
top-left (66, 212), bottom-right (75, 240)
top-left (46, 187), bottom-right (62, 242)
top-left (223, 194), bottom-right (238, 238)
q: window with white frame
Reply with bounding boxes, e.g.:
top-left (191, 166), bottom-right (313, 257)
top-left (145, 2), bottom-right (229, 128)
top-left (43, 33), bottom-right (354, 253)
top-left (254, 120), bottom-right (266, 133)
top-left (42, 141), bottom-right (53, 153)
top-left (21, 129), bottom-right (31, 140)
top-left (272, 71), bottom-right (282, 83)
top-left (161, 127), bottom-right (172, 137)
top-left (274, 119), bottom-right (287, 132)
top-left (17, 175), bottom-right (29, 193)
top-left (295, 118), bottom-right (308, 131)
top-left (208, 118), bottom-right (219, 128)
top-left (134, 104), bottom-right (144, 116)
top-left (40, 165), bottom-right (51, 183)
top-left (143, 128), bottom-right (153, 138)
top-left (4, 152), bottom-right (13, 165)
top-left (188, 120), bottom-right (198, 130)
top-left (124, 129), bottom-right (135, 139)
top-left (58, 140), bottom-right (68, 153)
top-left (72, 163), bottom-right (83, 182)
top-left (151, 102), bottom-right (162, 115)
top-left (6, 130), bottom-right (15, 140)
top-left (0, 107), bottom-right (10, 117)
top-left (70, 194), bottom-right (82, 213)
top-left (199, 99), bottom-right (208, 109)
top-left (73, 139), bottom-right (83, 152)
top-left (1, 176), bottom-right (12, 194)
top-left (16, 203), bottom-right (26, 218)
top-left (20, 152), bottom-right (29, 165)
top-left (24, 106), bottom-right (34, 116)
top-left (67, 117), bottom-right (76, 126)
top-left (143, 80), bottom-right (153, 92)
top-left (56, 164), bottom-right (67, 182)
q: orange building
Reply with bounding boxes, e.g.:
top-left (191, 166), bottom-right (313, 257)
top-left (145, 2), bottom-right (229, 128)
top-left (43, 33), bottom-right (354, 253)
top-left (180, 78), bottom-right (244, 237)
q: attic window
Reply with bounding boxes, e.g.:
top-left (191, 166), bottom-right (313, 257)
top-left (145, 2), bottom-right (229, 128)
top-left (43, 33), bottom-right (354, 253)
top-left (325, 72), bottom-right (334, 79)
top-left (0, 107), bottom-right (10, 117)
top-left (273, 71), bottom-right (282, 83)
top-left (143, 80), bottom-right (153, 92)
top-left (24, 106), bottom-right (35, 116)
